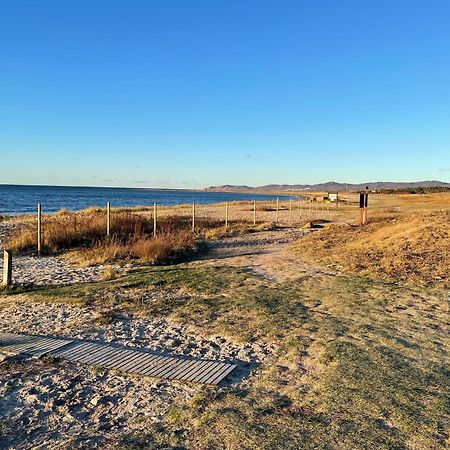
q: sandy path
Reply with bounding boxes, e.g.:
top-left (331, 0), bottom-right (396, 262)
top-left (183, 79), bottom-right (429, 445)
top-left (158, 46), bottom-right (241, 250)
top-left (192, 226), bottom-right (334, 283)
top-left (0, 222), bottom-right (108, 286)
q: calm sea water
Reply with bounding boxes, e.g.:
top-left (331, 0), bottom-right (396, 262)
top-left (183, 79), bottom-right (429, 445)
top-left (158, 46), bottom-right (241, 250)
top-left (0, 185), bottom-right (290, 215)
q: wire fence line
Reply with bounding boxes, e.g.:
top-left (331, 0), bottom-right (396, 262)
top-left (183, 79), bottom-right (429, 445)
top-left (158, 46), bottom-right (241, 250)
top-left (31, 197), bottom-right (346, 237)
top-left (1, 196), bottom-right (361, 286)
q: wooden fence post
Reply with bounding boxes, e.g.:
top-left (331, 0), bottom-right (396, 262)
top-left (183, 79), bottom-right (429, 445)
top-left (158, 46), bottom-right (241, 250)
top-left (363, 187), bottom-right (369, 225)
top-left (289, 199), bottom-right (292, 223)
top-left (192, 203), bottom-right (195, 232)
top-left (37, 203), bottom-right (42, 255)
top-left (253, 200), bottom-right (256, 226)
top-left (2, 250), bottom-right (12, 287)
top-left (276, 198), bottom-right (279, 223)
top-left (153, 203), bottom-right (157, 236)
top-left (359, 192), bottom-right (364, 225)
top-left (225, 202), bottom-right (229, 229)
top-left (106, 202), bottom-right (111, 237)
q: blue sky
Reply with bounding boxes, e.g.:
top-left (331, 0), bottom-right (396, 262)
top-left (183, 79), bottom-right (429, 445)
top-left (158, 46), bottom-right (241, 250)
top-left (1, 0), bottom-right (449, 188)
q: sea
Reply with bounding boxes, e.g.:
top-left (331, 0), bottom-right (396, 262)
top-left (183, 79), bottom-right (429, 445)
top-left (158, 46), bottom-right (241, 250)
top-left (0, 185), bottom-right (291, 216)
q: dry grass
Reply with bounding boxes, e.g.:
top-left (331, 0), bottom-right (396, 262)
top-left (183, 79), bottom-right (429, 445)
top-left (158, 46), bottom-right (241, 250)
top-left (6, 212), bottom-right (220, 266)
top-left (7, 212), bottom-right (147, 253)
top-left (67, 231), bottom-right (197, 266)
top-left (294, 209), bottom-right (450, 285)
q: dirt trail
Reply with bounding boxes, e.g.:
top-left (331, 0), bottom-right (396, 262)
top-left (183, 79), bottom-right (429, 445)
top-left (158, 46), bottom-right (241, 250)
top-left (192, 227), bottom-right (334, 283)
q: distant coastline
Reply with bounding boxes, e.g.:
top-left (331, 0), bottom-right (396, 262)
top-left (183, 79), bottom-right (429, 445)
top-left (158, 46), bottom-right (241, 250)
top-left (0, 184), bottom-right (292, 216)
top-left (206, 180), bottom-right (450, 193)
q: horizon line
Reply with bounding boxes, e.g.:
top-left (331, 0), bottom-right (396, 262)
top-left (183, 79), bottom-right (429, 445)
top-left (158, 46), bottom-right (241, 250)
top-left (1, 179), bottom-right (449, 190)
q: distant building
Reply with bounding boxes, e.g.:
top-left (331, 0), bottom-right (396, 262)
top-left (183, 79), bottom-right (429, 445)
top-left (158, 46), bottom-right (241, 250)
top-left (327, 193), bottom-right (338, 202)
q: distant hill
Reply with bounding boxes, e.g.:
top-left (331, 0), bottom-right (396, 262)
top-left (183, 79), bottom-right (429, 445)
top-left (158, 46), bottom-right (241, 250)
top-left (206, 181), bottom-right (450, 193)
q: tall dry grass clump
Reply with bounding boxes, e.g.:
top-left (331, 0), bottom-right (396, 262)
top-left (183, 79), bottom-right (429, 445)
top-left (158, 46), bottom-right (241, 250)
top-left (7, 212), bottom-right (152, 253)
top-left (68, 231), bottom-right (197, 267)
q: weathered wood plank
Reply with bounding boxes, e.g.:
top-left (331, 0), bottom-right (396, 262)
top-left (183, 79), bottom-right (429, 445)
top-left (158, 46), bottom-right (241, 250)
top-left (0, 336), bottom-right (42, 354)
top-left (195, 362), bottom-right (232, 384)
top-left (139, 355), bottom-right (169, 375)
top-left (56, 342), bottom-right (99, 360)
top-left (132, 355), bottom-right (167, 374)
top-left (88, 347), bottom-right (131, 367)
top-left (49, 341), bottom-right (80, 356)
top-left (120, 352), bottom-right (159, 373)
top-left (108, 350), bottom-right (142, 370)
top-left (141, 357), bottom-right (176, 377)
top-left (178, 360), bottom-right (218, 381)
top-left (74, 345), bottom-right (114, 364)
top-left (164, 359), bottom-right (193, 379)
top-left (25, 339), bottom-right (73, 356)
top-left (199, 363), bottom-right (234, 385)
top-left (149, 358), bottom-right (186, 379)
top-left (209, 364), bottom-right (237, 385)
top-left (0, 333), bottom-right (237, 385)
top-left (184, 361), bottom-right (222, 382)
top-left (172, 360), bottom-right (212, 381)
top-left (0, 334), bottom-right (73, 357)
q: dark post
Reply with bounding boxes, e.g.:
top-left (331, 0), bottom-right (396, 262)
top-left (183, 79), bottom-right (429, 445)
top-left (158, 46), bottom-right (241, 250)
top-left (2, 250), bottom-right (12, 287)
top-left (359, 191), bottom-right (364, 225)
top-left (37, 203), bottom-right (42, 255)
top-left (106, 202), bottom-right (111, 237)
top-left (363, 186), bottom-right (369, 224)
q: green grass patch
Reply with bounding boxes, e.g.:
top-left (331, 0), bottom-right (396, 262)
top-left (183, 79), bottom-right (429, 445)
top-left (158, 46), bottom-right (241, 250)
top-left (2, 265), bottom-right (448, 449)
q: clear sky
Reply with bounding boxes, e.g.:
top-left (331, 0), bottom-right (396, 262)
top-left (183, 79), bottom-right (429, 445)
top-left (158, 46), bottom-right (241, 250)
top-left (1, 0), bottom-right (449, 188)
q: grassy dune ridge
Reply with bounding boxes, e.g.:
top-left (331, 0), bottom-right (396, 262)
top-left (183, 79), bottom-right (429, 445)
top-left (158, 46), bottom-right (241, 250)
top-left (294, 210), bottom-right (450, 285)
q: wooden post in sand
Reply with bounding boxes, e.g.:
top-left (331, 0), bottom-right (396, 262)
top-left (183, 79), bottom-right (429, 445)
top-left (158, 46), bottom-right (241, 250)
top-left (289, 199), bottom-right (293, 223)
top-left (363, 187), bottom-right (369, 225)
top-left (253, 200), bottom-right (256, 226)
top-left (106, 202), bottom-right (111, 237)
top-left (225, 202), bottom-right (229, 229)
top-left (153, 203), bottom-right (157, 236)
top-left (276, 198), bottom-right (279, 223)
top-left (2, 250), bottom-right (12, 287)
top-left (192, 203), bottom-right (196, 232)
top-left (37, 203), bottom-right (42, 255)
top-left (359, 192), bottom-right (364, 225)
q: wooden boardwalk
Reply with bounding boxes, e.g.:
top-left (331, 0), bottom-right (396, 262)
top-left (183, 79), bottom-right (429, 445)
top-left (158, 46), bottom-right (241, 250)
top-left (0, 332), bottom-right (237, 385)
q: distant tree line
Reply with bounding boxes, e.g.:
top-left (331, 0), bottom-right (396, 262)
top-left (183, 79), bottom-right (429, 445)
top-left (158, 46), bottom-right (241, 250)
top-left (377, 187), bottom-right (450, 194)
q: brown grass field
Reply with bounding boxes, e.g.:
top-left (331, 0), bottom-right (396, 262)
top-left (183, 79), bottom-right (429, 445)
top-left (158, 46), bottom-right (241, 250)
top-left (1, 191), bottom-right (449, 449)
